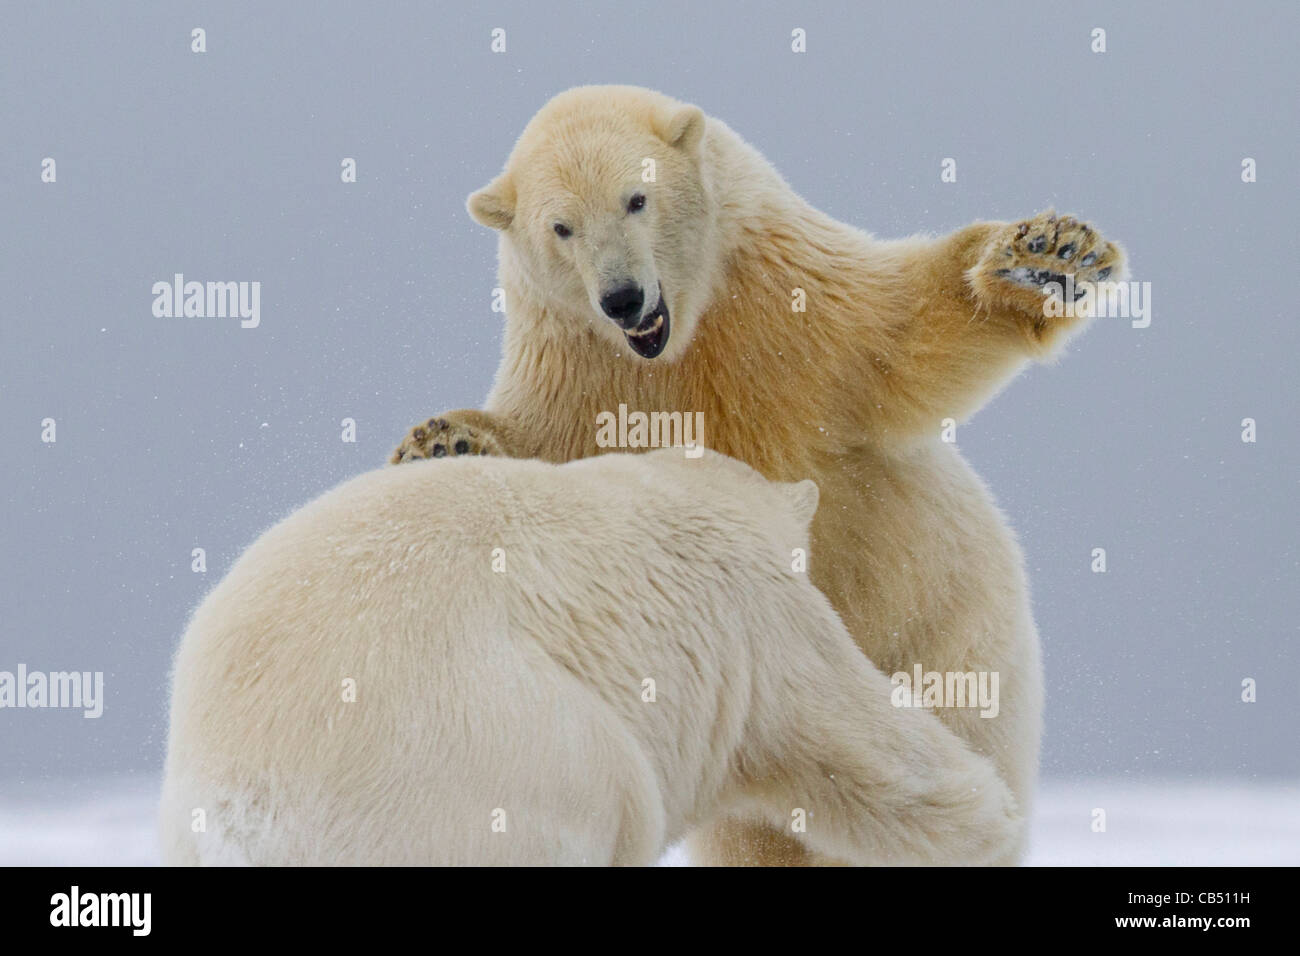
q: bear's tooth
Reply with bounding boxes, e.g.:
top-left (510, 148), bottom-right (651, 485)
top-left (629, 314), bottom-right (663, 337)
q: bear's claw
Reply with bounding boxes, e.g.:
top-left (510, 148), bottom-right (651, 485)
top-left (986, 211), bottom-right (1122, 305)
top-left (390, 415), bottom-right (502, 464)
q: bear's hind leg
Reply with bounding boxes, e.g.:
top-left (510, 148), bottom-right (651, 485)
top-left (686, 816), bottom-right (836, 867)
top-left (700, 614), bottom-right (1022, 867)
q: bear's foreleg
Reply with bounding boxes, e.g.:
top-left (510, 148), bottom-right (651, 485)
top-left (862, 211), bottom-right (1125, 437)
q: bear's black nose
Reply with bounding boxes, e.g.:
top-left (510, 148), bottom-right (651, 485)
top-left (600, 284), bottom-right (645, 327)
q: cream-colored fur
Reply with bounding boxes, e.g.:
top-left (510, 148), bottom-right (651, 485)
top-left (160, 449), bottom-right (1017, 866)
top-left (393, 86), bottom-right (1128, 865)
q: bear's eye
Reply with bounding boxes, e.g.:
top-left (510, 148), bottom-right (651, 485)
top-left (553, 223), bottom-right (572, 239)
top-left (627, 193), bottom-right (647, 214)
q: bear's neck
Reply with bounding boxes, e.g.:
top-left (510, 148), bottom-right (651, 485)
top-left (487, 125), bottom-right (873, 473)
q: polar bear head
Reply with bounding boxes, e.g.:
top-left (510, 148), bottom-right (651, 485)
top-left (468, 86), bottom-right (720, 362)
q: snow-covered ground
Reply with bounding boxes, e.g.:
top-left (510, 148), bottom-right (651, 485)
top-left (2, 776), bottom-right (1296, 866)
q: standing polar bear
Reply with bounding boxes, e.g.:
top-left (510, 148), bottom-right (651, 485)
top-left (393, 85), bottom-right (1127, 865)
top-left (161, 449), bottom-right (1017, 866)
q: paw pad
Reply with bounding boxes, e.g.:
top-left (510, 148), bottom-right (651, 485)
top-left (986, 211), bottom-right (1122, 302)
top-left (390, 415), bottom-right (502, 465)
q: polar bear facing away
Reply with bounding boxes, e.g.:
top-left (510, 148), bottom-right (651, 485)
top-left (161, 449), bottom-right (1017, 866)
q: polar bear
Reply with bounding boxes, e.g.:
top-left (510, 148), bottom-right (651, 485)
top-left (392, 85), bottom-right (1128, 865)
top-left (160, 449), bottom-right (1017, 866)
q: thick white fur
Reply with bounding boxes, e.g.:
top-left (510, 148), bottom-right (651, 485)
top-left (161, 449), bottom-right (1017, 866)
top-left (404, 87), bottom-right (1129, 864)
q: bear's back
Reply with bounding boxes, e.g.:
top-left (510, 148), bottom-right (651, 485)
top-left (161, 451), bottom-right (800, 864)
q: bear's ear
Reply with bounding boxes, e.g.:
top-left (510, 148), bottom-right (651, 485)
top-left (782, 479), bottom-right (820, 526)
top-left (658, 104), bottom-right (706, 155)
top-left (467, 174), bottom-right (516, 231)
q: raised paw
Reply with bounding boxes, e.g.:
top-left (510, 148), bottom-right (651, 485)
top-left (390, 414), bottom-right (503, 464)
top-left (979, 210), bottom-right (1125, 312)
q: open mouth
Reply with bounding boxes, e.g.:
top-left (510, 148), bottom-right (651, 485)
top-left (623, 295), bottom-right (670, 359)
